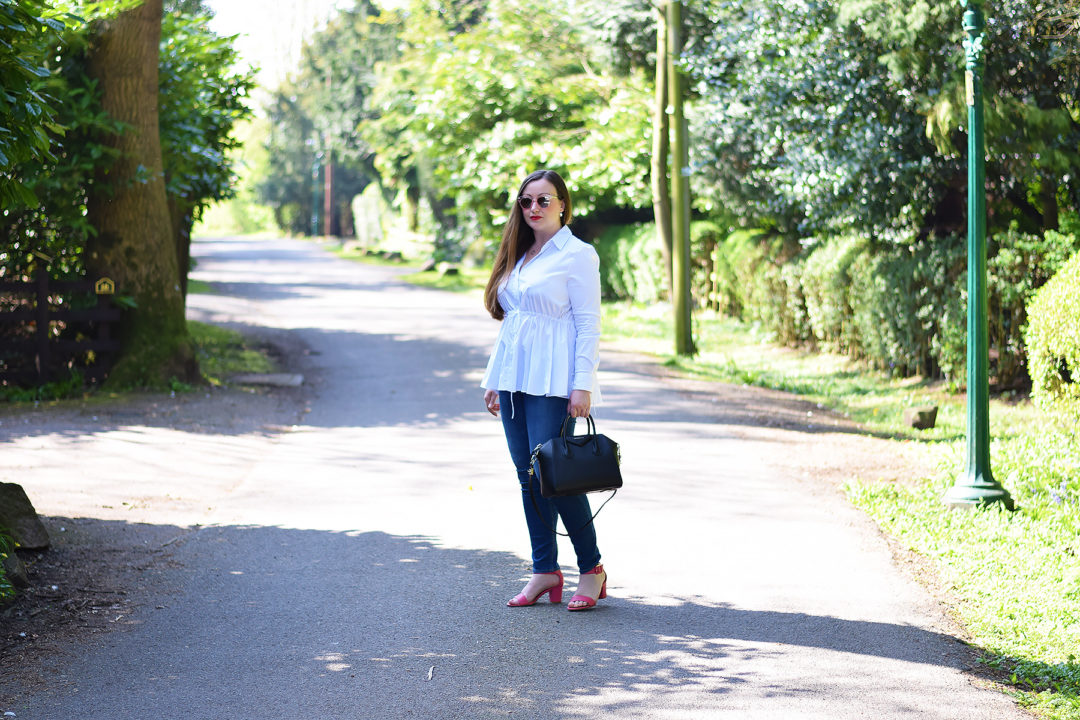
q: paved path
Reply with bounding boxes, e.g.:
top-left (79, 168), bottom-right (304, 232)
top-left (2, 236), bottom-right (1025, 719)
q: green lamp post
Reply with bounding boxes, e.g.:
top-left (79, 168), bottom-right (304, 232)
top-left (943, 0), bottom-right (1015, 510)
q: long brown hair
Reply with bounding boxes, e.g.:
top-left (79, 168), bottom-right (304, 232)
top-left (483, 169), bottom-right (573, 320)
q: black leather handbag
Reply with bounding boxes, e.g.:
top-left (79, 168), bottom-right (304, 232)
top-left (527, 415), bottom-right (622, 535)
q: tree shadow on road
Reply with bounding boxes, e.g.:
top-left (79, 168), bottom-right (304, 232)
top-left (3, 519), bottom-right (1020, 720)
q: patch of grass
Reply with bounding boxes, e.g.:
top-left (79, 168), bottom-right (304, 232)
top-left (187, 278), bottom-right (213, 295)
top-left (603, 302), bottom-right (965, 440)
top-left (604, 299), bottom-right (1080, 718)
top-left (0, 369), bottom-right (88, 403)
top-left (333, 243), bottom-right (423, 268)
top-left (0, 526), bottom-right (16, 603)
top-left (188, 321), bottom-right (276, 384)
top-left (401, 267), bottom-right (489, 293)
top-left (848, 445), bottom-right (1080, 719)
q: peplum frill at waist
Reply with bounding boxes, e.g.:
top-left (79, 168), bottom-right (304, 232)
top-left (482, 309), bottom-right (577, 398)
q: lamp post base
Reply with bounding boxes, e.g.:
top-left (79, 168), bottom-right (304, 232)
top-left (943, 472), bottom-right (1015, 510)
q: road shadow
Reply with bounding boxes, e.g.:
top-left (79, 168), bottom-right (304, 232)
top-left (0, 382), bottom-right (308, 443)
top-left (2, 518), bottom-right (1018, 719)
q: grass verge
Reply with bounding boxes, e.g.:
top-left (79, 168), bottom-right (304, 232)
top-left (605, 300), bottom-right (1080, 719)
top-left (401, 267), bottom-right (489, 293)
top-left (188, 320), bottom-right (276, 384)
top-left (0, 527), bottom-right (15, 604)
top-left (332, 239), bottom-right (491, 293)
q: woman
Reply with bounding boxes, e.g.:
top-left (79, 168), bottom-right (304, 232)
top-left (481, 169), bottom-right (608, 612)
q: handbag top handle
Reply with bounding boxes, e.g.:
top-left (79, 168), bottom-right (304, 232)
top-left (558, 414), bottom-right (602, 457)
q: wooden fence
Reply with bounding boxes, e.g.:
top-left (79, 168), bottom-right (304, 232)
top-left (0, 273), bottom-right (123, 385)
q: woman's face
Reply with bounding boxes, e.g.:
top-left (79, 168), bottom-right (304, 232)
top-left (519, 178), bottom-right (565, 239)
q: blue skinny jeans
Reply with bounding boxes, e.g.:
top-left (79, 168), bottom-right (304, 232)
top-left (498, 391), bottom-right (602, 575)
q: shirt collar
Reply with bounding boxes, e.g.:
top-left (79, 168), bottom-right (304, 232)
top-left (550, 225), bottom-right (572, 250)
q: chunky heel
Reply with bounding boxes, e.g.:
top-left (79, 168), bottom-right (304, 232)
top-left (507, 569), bottom-right (564, 607)
top-left (568, 564), bottom-right (607, 611)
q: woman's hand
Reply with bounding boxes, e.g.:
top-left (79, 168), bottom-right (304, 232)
top-left (484, 389), bottom-right (500, 417)
top-left (568, 389), bottom-right (591, 418)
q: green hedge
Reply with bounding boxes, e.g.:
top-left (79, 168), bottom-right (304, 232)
top-left (988, 226), bottom-right (1080, 388)
top-left (593, 223), bottom-right (666, 303)
top-left (1026, 251), bottom-right (1080, 424)
top-left (800, 235), bottom-right (865, 355)
top-left (595, 220), bottom-right (1077, 387)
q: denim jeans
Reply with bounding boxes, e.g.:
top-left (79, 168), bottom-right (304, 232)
top-left (498, 391), bottom-right (602, 574)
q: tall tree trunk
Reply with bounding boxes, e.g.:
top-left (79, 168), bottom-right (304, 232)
top-left (667, 0), bottom-right (695, 356)
top-left (651, 4), bottom-right (673, 299)
top-left (85, 0), bottom-right (199, 386)
top-left (168, 194), bottom-right (194, 300)
top-left (324, 152), bottom-right (336, 237)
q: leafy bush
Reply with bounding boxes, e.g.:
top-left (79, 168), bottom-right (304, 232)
top-left (1026, 251), bottom-right (1080, 425)
top-left (989, 226), bottom-right (1080, 388)
top-left (801, 235), bottom-right (865, 354)
top-left (593, 223), bottom-right (665, 303)
top-left (847, 236), bottom-right (968, 379)
top-left (722, 231), bottom-right (966, 381)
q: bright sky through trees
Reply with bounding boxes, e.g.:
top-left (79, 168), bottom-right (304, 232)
top-left (204, 0), bottom-right (348, 87)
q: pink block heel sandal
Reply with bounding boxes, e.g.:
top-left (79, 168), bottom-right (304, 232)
top-left (568, 564), bottom-right (607, 611)
top-left (507, 569), bottom-right (564, 607)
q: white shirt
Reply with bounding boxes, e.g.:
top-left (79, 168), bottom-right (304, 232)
top-left (481, 225), bottom-right (602, 401)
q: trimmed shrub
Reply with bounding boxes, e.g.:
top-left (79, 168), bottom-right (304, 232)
top-left (711, 229), bottom-right (765, 318)
top-left (593, 223), bottom-right (666, 303)
top-left (1026, 250), bottom-right (1080, 425)
top-left (691, 220), bottom-right (727, 312)
top-left (847, 235), bottom-right (966, 379)
top-left (713, 231), bottom-right (810, 345)
top-left (801, 235), bottom-right (865, 354)
top-left (988, 226), bottom-right (1080, 388)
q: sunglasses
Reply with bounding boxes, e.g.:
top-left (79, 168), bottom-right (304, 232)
top-left (518, 194), bottom-right (559, 210)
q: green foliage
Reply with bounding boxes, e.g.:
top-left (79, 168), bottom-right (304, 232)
top-left (258, 0), bottom-right (397, 236)
top-left (159, 9), bottom-right (255, 229)
top-left (189, 320), bottom-right (275, 384)
top-left (0, 0), bottom-right (66, 209)
top-left (0, 368), bottom-right (87, 402)
top-left (688, 0), bottom-right (947, 239)
top-left (364, 0), bottom-right (652, 258)
top-left (0, 525), bottom-right (15, 603)
top-left (1026, 251), bottom-right (1080, 425)
top-left (713, 230), bottom-right (970, 382)
top-left (689, 0), bottom-right (1080, 244)
top-left (800, 235), bottom-right (865, 355)
top-left (988, 226), bottom-right (1080, 387)
top-left (712, 231), bottom-right (809, 345)
top-left (593, 224), bottom-right (665, 303)
top-left (845, 0), bottom-right (1080, 238)
top-left (250, 0), bottom-right (653, 255)
top-left (1, 24), bottom-right (126, 282)
top-left (2, 2), bottom-right (251, 284)
top-left (847, 236), bottom-right (968, 379)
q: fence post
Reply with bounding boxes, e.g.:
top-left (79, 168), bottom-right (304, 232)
top-left (34, 270), bottom-right (50, 383)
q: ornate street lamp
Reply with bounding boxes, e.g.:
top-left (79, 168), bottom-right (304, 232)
top-left (943, 0), bottom-right (1015, 510)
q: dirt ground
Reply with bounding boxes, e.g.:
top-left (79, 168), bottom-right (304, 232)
top-left (0, 341), bottom-right (944, 706)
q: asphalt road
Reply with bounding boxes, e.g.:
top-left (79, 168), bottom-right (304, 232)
top-left (3, 235), bottom-right (1026, 719)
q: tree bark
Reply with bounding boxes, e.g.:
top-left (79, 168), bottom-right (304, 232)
top-left (168, 195), bottom-right (194, 300)
top-left (667, 0), bottom-right (695, 356)
top-left (85, 0), bottom-right (199, 386)
top-left (651, 4), bottom-right (673, 299)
